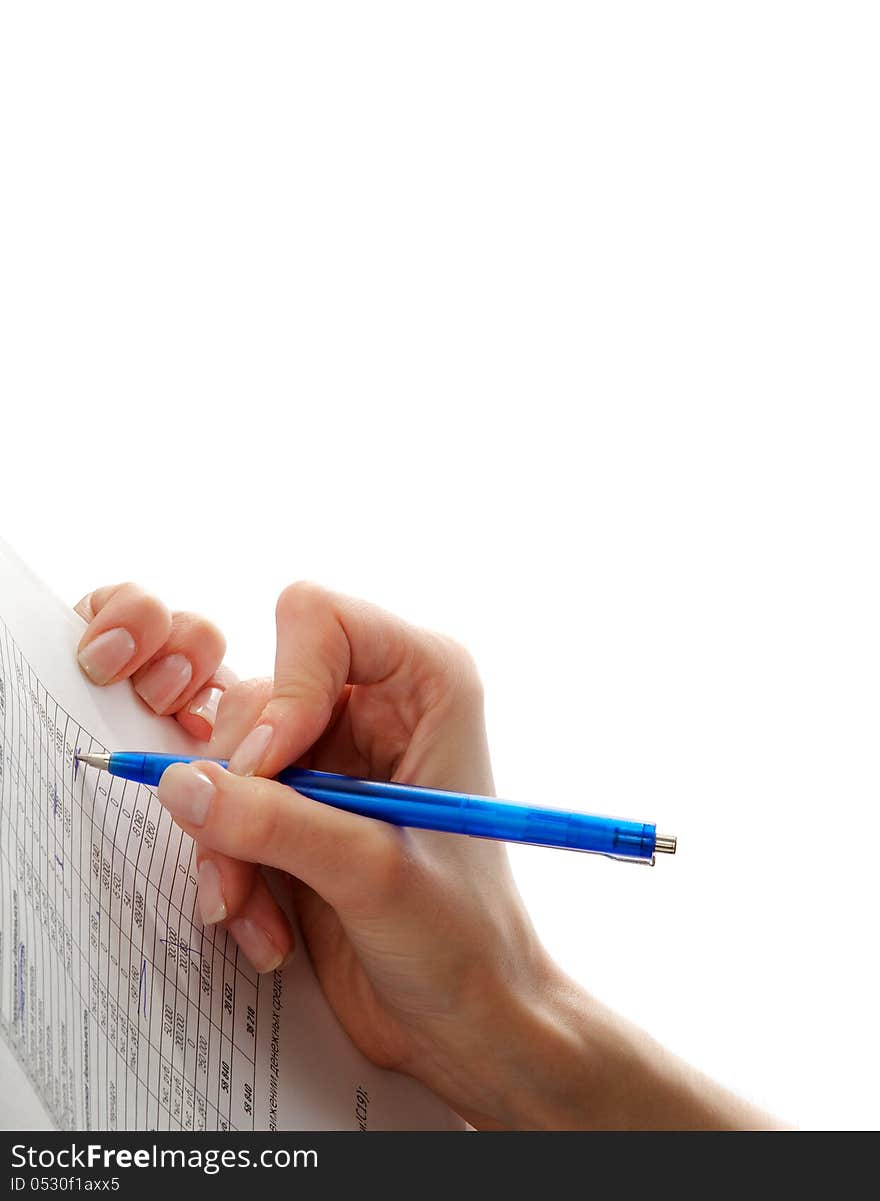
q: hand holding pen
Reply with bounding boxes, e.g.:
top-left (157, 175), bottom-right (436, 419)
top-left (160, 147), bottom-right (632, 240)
top-left (77, 753), bottom-right (677, 863)
top-left (73, 579), bottom-right (775, 1131)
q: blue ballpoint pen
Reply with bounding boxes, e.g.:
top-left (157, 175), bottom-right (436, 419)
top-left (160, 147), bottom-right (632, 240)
top-left (74, 752), bottom-right (677, 864)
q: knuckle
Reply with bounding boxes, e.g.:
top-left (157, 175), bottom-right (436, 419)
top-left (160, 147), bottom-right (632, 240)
top-left (422, 631), bottom-right (484, 703)
top-left (174, 612), bottom-right (227, 660)
top-left (275, 580), bottom-right (330, 622)
top-left (211, 624), bottom-right (228, 661)
top-left (114, 580), bottom-right (141, 596)
top-left (132, 592), bottom-right (173, 636)
top-left (444, 635), bottom-right (480, 677)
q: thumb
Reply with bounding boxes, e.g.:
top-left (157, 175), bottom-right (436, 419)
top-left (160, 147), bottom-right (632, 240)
top-left (226, 582), bottom-right (415, 779)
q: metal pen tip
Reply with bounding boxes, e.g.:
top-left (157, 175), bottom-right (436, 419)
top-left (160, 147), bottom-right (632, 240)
top-left (654, 834), bottom-right (677, 855)
top-left (74, 752), bottom-right (111, 770)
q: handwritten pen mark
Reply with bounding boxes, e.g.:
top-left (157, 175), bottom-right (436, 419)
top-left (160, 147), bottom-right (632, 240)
top-left (159, 938), bottom-right (205, 964)
top-left (55, 853), bottom-right (63, 870)
top-left (73, 747), bottom-right (82, 780)
top-left (53, 784), bottom-right (59, 817)
top-left (139, 959), bottom-right (148, 1019)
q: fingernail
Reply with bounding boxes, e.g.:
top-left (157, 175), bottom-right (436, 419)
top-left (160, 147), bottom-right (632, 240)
top-left (188, 686), bottom-right (223, 727)
top-left (77, 628), bottom-right (136, 684)
top-left (197, 859), bottom-right (227, 925)
top-left (228, 723), bottom-right (273, 776)
top-left (157, 762), bottom-right (214, 826)
top-left (134, 653), bottom-right (193, 713)
top-left (228, 917), bottom-right (284, 973)
top-left (73, 593), bottom-right (96, 621)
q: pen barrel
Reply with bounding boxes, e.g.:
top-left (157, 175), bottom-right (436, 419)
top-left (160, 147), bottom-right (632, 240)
top-left (115, 756), bottom-right (657, 859)
top-left (109, 752), bottom-right (172, 786)
top-left (277, 769), bottom-right (657, 860)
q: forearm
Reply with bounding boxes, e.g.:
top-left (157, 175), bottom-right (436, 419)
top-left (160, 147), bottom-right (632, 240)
top-left (437, 960), bottom-right (785, 1131)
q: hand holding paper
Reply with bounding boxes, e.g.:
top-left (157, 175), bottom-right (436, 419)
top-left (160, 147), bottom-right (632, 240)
top-left (0, 539), bottom-right (462, 1130)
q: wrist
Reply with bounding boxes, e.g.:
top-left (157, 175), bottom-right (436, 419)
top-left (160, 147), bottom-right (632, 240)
top-left (437, 958), bottom-right (782, 1130)
top-left (476, 961), bottom-right (616, 1130)
top-left (412, 951), bottom-right (596, 1129)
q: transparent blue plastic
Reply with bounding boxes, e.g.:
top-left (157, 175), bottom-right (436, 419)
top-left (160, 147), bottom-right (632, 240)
top-left (108, 752), bottom-right (658, 860)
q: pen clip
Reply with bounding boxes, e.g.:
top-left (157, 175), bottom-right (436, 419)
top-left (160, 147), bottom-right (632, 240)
top-left (604, 853), bottom-right (656, 867)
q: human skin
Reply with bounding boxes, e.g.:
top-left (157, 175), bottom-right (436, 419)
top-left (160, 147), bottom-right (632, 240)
top-left (74, 581), bottom-right (782, 1130)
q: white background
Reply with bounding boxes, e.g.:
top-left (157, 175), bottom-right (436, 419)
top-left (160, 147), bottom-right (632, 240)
top-left (1, 3), bottom-right (878, 1130)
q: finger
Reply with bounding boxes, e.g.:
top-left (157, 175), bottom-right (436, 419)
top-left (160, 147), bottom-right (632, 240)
top-left (195, 849), bottom-right (256, 924)
top-left (190, 677), bottom-right (274, 960)
top-left (206, 677), bottom-right (274, 758)
top-left (195, 852), bottom-right (293, 972)
top-left (158, 760), bottom-right (400, 918)
top-left (225, 871), bottom-right (294, 974)
top-left (75, 583), bottom-right (172, 686)
top-left (176, 664), bottom-right (239, 743)
top-left (129, 609), bottom-right (226, 717)
top-left (226, 582), bottom-right (427, 779)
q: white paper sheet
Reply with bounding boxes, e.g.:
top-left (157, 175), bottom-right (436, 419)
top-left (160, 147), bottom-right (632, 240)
top-left (0, 537), bottom-right (462, 1130)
